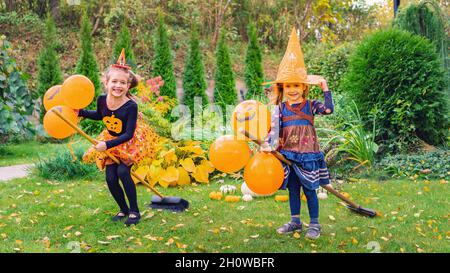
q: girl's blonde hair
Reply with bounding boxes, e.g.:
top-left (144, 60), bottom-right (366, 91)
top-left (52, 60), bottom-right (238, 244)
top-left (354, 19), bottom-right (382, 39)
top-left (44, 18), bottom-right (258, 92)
top-left (103, 66), bottom-right (139, 100)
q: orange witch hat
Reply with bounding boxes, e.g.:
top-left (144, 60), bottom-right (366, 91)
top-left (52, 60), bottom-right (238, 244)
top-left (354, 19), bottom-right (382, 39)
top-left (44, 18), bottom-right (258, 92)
top-left (263, 27), bottom-right (320, 86)
top-left (111, 48), bottom-right (131, 70)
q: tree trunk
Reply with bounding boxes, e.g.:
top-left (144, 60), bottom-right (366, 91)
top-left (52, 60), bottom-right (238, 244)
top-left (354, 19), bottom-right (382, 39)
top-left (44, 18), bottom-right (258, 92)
top-left (91, 5), bottom-right (105, 35)
top-left (211, 0), bottom-right (231, 49)
top-left (50, 0), bottom-right (60, 22)
top-left (299, 0), bottom-right (313, 41)
top-left (5, 0), bottom-right (15, 12)
top-left (36, 0), bottom-right (47, 18)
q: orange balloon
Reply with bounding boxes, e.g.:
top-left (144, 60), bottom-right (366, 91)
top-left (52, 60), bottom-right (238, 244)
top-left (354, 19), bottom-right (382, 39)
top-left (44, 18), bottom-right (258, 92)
top-left (61, 75), bottom-right (95, 109)
top-left (244, 152), bottom-right (284, 195)
top-left (43, 105), bottom-right (78, 139)
top-left (209, 135), bottom-right (252, 173)
top-left (43, 85), bottom-right (64, 111)
top-left (231, 100), bottom-right (271, 142)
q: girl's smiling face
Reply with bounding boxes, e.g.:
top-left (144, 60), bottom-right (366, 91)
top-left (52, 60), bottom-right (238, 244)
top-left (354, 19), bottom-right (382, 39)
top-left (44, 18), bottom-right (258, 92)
top-left (284, 83), bottom-right (307, 103)
top-left (105, 69), bottom-right (130, 99)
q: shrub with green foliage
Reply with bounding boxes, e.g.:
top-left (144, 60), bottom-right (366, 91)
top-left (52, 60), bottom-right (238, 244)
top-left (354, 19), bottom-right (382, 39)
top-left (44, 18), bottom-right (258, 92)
top-left (305, 41), bottom-right (356, 96)
top-left (376, 150), bottom-right (450, 180)
top-left (153, 13), bottom-right (177, 100)
top-left (112, 21), bottom-right (136, 68)
top-left (0, 11), bottom-right (44, 31)
top-left (182, 25), bottom-right (208, 115)
top-left (244, 23), bottom-right (264, 100)
top-left (37, 14), bottom-right (63, 123)
top-left (343, 28), bottom-right (448, 153)
top-left (320, 99), bottom-right (378, 170)
top-left (393, 1), bottom-right (448, 77)
top-left (35, 147), bottom-right (100, 181)
top-left (0, 36), bottom-right (34, 142)
top-left (214, 30), bottom-right (237, 113)
top-left (76, 12), bottom-right (103, 136)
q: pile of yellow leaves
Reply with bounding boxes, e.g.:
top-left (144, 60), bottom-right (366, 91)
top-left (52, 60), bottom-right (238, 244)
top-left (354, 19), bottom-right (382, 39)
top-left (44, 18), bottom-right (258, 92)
top-left (132, 137), bottom-right (215, 188)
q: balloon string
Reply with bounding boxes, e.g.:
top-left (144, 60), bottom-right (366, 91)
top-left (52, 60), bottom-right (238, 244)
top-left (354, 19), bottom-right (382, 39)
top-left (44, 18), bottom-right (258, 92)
top-left (67, 136), bottom-right (80, 162)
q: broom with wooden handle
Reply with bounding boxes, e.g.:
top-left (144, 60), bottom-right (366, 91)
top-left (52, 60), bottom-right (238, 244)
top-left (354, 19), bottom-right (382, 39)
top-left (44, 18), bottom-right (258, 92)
top-left (52, 108), bottom-right (189, 212)
top-left (241, 129), bottom-right (377, 217)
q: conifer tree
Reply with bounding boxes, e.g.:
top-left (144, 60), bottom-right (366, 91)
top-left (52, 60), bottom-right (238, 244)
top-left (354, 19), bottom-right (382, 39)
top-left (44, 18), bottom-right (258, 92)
top-left (76, 12), bottom-right (103, 135)
top-left (182, 25), bottom-right (208, 115)
top-left (153, 12), bottom-right (177, 100)
top-left (393, 1), bottom-right (448, 92)
top-left (75, 12), bottom-right (101, 103)
top-left (37, 14), bottom-right (63, 122)
top-left (244, 23), bottom-right (264, 100)
top-left (214, 30), bottom-right (237, 113)
top-left (112, 21), bottom-right (136, 68)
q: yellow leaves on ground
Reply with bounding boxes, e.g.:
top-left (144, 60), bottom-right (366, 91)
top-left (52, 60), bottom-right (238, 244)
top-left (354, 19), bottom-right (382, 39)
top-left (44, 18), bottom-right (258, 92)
top-left (341, 192), bottom-right (351, 199)
top-left (179, 145), bottom-right (204, 156)
top-left (161, 149), bottom-right (177, 163)
top-left (177, 167), bottom-right (191, 186)
top-left (192, 163), bottom-right (211, 183)
top-left (148, 165), bottom-right (161, 187)
top-left (133, 139), bottom-right (214, 187)
top-left (132, 166), bottom-right (149, 184)
top-left (159, 166), bottom-right (179, 188)
top-left (180, 158), bottom-right (195, 172)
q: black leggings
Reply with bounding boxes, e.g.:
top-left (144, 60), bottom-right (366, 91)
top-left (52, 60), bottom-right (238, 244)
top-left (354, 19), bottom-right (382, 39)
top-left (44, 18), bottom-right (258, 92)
top-left (105, 163), bottom-right (139, 214)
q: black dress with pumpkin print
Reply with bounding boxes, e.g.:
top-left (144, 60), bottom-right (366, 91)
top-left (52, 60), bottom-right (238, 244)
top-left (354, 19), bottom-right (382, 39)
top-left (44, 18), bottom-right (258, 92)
top-left (78, 95), bottom-right (138, 149)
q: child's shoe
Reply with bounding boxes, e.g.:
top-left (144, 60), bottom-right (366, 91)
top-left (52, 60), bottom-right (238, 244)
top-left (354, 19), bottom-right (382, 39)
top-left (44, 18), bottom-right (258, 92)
top-left (305, 223), bottom-right (321, 239)
top-left (276, 221), bottom-right (303, 234)
top-left (124, 211), bottom-right (141, 226)
top-left (112, 211), bottom-right (128, 222)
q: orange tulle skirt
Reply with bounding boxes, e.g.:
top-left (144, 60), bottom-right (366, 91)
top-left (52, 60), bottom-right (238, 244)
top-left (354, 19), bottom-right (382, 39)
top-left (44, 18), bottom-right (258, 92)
top-left (83, 120), bottom-right (158, 171)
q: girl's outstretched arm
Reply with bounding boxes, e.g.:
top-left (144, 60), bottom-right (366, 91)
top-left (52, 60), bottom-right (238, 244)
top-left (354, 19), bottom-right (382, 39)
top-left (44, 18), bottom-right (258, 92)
top-left (78, 95), bottom-right (104, 120)
top-left (312, 77), bottom-right (333, 115)
top-left (312, 91), bottom-right (334, 115)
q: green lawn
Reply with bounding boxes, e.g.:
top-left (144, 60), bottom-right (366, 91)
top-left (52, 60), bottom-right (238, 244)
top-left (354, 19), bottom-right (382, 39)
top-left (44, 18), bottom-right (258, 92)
top-left (0, 136), bottom-right (91, 167)
top-left (0, 171), bottom-right (448, 253)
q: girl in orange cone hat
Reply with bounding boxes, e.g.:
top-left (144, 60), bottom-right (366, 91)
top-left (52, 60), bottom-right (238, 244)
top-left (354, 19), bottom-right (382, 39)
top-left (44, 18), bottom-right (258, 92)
top-left (262, 28), bottom-right (334, 239)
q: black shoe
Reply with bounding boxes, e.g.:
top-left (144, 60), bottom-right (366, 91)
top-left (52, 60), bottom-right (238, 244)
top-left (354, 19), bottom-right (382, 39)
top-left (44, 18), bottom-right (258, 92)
top-left (124, 212), bottom-right (141, 226)
top-left (112, 211), bottom-right (128, 222)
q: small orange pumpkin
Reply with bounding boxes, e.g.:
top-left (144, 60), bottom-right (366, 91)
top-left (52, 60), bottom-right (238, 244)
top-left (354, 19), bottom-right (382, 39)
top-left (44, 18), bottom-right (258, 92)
top-left (275, 195), bottom-right (289, 202)
top-left (103, 114), bottom-right (122, 133)
top-left (224, 195), bottom-right (241, 202)
top-left (209, 191), bottom-right (223, 200)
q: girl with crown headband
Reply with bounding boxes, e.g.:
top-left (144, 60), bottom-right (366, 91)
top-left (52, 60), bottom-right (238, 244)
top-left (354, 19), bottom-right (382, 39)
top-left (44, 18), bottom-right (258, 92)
top-left (77, 49), bottom-right (158, 226)
top-left (261, 28), bottom-right (334, 240)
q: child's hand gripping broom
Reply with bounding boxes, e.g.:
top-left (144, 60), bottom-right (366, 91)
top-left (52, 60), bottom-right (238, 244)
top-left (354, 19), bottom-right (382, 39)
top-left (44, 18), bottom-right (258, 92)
top-left (242, 129), bottom-right (377, 217)
top-left (52, 108), bottom-right (189, 212)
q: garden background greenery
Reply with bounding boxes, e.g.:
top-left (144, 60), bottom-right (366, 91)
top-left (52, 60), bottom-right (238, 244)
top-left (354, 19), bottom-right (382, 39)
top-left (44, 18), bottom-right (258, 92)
top-left (0, 0), bottom-right (449, 253)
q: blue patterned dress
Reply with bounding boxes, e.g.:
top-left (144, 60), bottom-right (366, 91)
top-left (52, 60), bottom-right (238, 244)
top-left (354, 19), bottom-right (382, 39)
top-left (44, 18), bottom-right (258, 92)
top-left (268, 91), bottom-right (334, 190)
